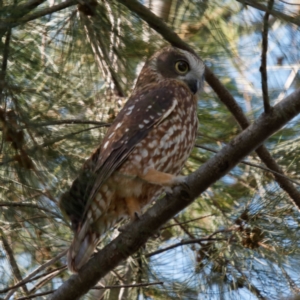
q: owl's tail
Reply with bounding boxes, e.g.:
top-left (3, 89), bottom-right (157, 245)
top-left (67, 220), bottom-right (100, 273)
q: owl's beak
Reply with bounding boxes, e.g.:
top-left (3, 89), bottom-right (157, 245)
top-left (186, 79), bottom-right (200, 94)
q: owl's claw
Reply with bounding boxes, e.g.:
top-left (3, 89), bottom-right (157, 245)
top-left (178, 179), bottom-right (191, 200)
top-left (180, 179), bottom-right (190, 192)
top-left (134, 211), bottom-right (141, 220)
top-left (118, 211), bottom-right (141, 232)
top-left (166, 178), bottom-right (191, 201)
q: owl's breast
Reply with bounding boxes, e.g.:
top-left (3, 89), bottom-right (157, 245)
top-left (115, 90), bottom-right (198, 199)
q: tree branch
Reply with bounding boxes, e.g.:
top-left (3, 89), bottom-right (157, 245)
top-left (145, 238), bottom-right (225, 258)
top-left (92, 281), bottom-right (164, 289)
top-left (0, 28), bottom-right (11, 104)
top-left (260, 0), bottom-right (273, 113)
top-left (117, 0), bottom-right (300, 211)
top-left (50, 88), bottom-right (300, 300)
top-left (160, 214), bottom-right (214, 230)
top-left (25, 119), bottom-right (111, 128)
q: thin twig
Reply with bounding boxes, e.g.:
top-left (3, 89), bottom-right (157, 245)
top-left (161, 214), bottom-right (214, 230)
top-left (172, 217), bottom-right (196, 239)
top-left (24, 119), bottom-right (111, 129)
top-left (260, 0), bottom-right (274, 113)
top-left (28, 268), bottom-right (66, 295)
top-left (14, 290), bottom-right (54, 300)
top-left (145, 238), bottom-right (225, 258)
top-left (26, 266), bottom-right (67, 285)
top-left (92, 281), bottom-right (164, 289)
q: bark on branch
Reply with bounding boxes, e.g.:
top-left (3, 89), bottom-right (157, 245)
top-left (50, 88), bottom-right (300, 300)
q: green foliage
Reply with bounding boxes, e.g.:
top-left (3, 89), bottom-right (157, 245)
top-left (0, 0), bottom-right (300, 299)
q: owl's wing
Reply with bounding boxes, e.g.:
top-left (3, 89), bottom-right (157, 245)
top-left (60, 85), bottom-right (179, 229)
top-left (84, 85), bottom-right (178, 217)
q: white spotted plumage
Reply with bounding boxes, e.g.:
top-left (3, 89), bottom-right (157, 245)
top-left (60, 46), bottom-right (204, 272)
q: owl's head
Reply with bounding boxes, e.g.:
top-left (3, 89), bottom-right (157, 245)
top-left (135, 46), bottom-right (205, 94)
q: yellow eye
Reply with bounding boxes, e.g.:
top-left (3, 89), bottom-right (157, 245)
top-left (175, 60), bottom-right (189, 74)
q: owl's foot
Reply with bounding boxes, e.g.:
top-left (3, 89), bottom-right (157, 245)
top-left (125, 197), bottom-right (141, 220)
top-left (118, 216), bottom-right (140, 233)
top-left (164, 178), bottom-right (191, 202)
top-left (134, 211), bottom-right (141, 220)
top-left (177, 179), bottom-right (191, 200)
top-left (179, 179), bottom-right (190, 193)
top-left (119, 205), bottom-right (141, 233)
top-left (140, 168), bottom-right (186, 187)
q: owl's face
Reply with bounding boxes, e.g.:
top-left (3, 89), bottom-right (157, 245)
top-left (136, 47), bottom-right (205, 95)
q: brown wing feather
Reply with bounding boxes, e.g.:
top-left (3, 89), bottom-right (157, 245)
top-left (60, 84), bottom-right (178, 230)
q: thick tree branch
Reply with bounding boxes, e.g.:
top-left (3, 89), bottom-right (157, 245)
top-left (50, 88), bottom-right (300, 300)
top-left (116, 0), bottom-right (300, 210)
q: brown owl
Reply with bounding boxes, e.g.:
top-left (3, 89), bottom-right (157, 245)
top-left (60, 46), bottom-right (205, 272)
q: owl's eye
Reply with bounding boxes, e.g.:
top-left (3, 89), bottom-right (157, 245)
top-left (175, 60), bottom-right (189, 75)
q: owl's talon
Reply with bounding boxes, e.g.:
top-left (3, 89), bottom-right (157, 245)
top-left (179, 180), bottom-right (191, 200)
top-left (134, 211), bottom-right (141, 220)
top-left (180, 180), bottom-right (190, 192)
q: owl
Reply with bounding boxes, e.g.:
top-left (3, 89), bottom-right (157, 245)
top-left (60, 46), bottom-right (205, 272)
